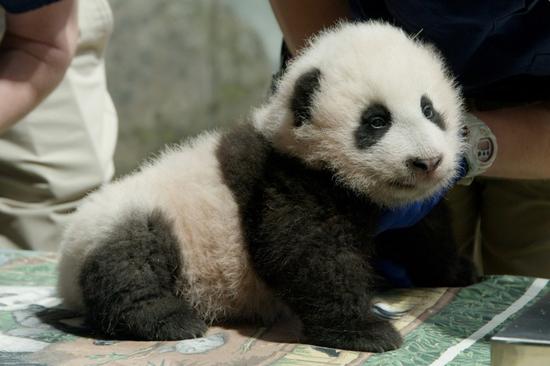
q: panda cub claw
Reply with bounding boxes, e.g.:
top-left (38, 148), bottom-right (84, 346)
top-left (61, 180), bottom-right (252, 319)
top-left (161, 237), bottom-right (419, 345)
top-left (304, 321), bottom-right (402, 353)
top-left (146, 311), bottom-right (208, 341)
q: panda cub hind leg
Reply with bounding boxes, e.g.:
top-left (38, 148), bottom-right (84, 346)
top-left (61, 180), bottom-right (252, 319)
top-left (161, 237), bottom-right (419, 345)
top-left (79, 210), bottom-right (207, 340)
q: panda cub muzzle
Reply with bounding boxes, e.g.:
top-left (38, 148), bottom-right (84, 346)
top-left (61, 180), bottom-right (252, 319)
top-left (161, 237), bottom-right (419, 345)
top-left (57, 22), bottom-right (476, 353)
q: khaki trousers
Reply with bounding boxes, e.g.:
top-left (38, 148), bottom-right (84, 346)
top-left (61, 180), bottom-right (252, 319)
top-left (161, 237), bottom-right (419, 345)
top-left (0, 0), bottom-right (117, 251)
top-left (448, 178), bottom-right (550, 278)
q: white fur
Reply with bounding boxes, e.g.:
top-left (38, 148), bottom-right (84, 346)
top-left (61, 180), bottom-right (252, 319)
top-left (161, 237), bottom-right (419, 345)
top-left (254, 22), bottom-right (464, 207)
top-left (57, 132), bottom-right (281, 323)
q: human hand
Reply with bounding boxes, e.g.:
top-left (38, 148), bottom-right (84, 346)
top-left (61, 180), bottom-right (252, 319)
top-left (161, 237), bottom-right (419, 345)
top-left (0, 0), bottom-right (78, 133)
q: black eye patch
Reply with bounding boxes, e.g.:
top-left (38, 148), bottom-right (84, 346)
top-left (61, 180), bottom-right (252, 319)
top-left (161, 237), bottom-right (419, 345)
top-left (355, 103), bottom-right (392, 149)
top-left (421, 95), bottom-right (445, 130)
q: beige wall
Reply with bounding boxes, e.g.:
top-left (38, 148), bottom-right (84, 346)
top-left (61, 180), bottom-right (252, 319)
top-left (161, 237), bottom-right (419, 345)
top-left (106, 0), bottom-right (281, 175)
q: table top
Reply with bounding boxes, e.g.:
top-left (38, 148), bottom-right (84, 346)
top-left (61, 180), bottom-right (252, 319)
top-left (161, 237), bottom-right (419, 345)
top-left (0, 249), bottom-right (547, 366)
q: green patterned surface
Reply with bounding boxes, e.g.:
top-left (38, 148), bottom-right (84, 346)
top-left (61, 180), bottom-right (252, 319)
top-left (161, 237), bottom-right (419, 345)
top-left (0, 249), bottom-right (57, 286)
top-left (0, 249), bottom-right (547, 366)
top-left (365, 276), bottom-right (549, 366)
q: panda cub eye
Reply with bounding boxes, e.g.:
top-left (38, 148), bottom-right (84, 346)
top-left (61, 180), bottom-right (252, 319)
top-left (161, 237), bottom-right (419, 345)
top-left (421, 95), bottom-right (446, 130)
top-left (355, 103), bottom-right (392, 149)
top-left (421, 96), bottom-right (435, 119)
top-left (361, 104), bottom-right (392, 130)
top-left (368, 116), bottom-right (390, 129)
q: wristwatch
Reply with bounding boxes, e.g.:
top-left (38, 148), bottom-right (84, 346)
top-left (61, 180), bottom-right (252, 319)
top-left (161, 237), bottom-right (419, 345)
top-left (458, 112), bottom-right (498, 185)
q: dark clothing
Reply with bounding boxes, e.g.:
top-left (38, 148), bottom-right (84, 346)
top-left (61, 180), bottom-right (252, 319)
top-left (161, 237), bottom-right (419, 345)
top-left (349, 0), bottom-right (550, 107)
top-left (0, 0), bottom-right (60, 13)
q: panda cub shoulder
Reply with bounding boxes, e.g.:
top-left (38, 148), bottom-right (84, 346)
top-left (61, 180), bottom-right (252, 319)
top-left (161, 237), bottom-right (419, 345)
top-left (57, 21), bottom-right (473, 352)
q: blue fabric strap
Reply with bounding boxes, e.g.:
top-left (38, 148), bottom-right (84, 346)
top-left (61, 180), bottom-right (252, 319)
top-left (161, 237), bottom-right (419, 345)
top-left (375, 189), bottom-right (446, 236)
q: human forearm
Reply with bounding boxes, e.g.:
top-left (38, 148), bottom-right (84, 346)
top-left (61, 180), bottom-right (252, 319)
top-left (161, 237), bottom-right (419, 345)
top-left (475, 102), bottom-right (550, 179)
top-left (269, 0), bottom-right (350, 56)
top-left (0, 45), bottom-right (70, 133)
top-left (0, 0), bottom-right (78, 133)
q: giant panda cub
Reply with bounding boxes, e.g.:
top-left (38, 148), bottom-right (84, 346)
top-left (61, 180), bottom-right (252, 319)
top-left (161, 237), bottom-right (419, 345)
top-left (57, 22), bottom-right (475, 352)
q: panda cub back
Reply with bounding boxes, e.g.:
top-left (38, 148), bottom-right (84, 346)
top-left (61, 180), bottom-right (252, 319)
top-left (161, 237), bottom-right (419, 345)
top-left (57, 22), bottom-right (472, 352)
top-left (57, 131), bottom-right (281, 324)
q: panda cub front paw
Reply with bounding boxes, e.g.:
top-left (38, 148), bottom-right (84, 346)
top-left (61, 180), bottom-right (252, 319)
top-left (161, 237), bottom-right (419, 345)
top-left (150, 312), bottom-right (208, 341)
top-left (304, 320), bottom-right (402, 353)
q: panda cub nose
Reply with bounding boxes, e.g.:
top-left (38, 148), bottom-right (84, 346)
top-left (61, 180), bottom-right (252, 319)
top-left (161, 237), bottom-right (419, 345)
top-left (407, 155), bottom-right (443, 174)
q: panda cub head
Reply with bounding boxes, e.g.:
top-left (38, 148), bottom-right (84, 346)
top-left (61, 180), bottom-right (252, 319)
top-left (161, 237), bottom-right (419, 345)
top-left (253, 22), bottom-right (464, 208)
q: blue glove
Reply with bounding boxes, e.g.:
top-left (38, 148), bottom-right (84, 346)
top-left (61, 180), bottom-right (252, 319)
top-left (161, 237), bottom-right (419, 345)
top-left (375, 158), bottom-right (468, 236)
top-left (375, 189), bottom-right (446, 236)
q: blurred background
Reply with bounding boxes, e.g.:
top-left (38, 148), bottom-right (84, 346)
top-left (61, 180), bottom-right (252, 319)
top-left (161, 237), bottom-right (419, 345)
top-left (107, 0), bottom-right (282, 175)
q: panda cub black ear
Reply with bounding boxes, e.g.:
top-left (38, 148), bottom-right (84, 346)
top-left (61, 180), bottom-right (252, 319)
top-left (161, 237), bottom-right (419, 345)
top-left (290, 68), bottom-right (322, 127)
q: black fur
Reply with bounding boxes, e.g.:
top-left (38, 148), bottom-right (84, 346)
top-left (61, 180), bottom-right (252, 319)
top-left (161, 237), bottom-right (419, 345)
top-left (356, 103), bottom-right (393, 149)
top-left (79, 210), bottom-right (207, 340)
top-left (216, 123), bottom-right (270, 204)
top-left (217, 123), bottom-right (475, 352)
top-left (240, 152), bottom-right (402, 352)
top-left (421, 95), bottom-right (446, 130)
top-left (290, 68), bottom-right (322, 126)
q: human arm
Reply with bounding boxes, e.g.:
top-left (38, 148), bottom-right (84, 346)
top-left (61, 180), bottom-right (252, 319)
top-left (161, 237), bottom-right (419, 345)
top-left (0, 0), bottom-right (78, 134)
top-left (475, 102), bottom-right (550, 179)
top-left (269, 0), bottom-right (350, 56)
